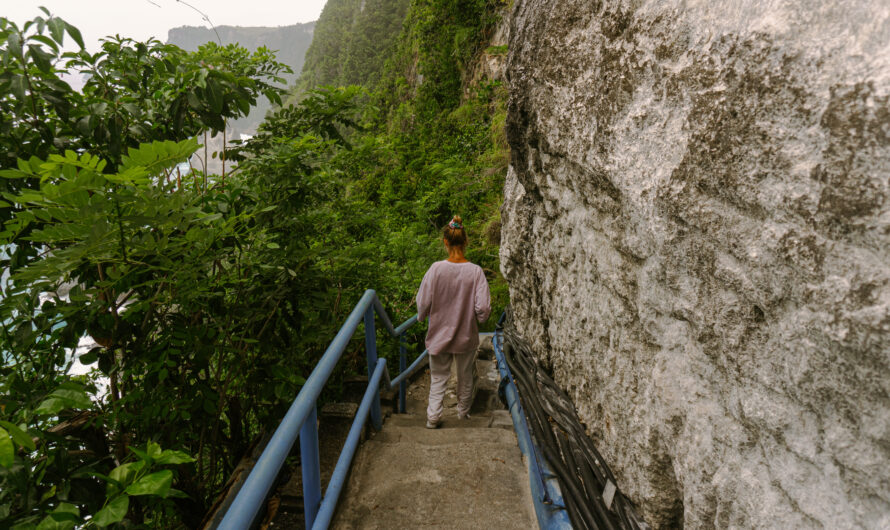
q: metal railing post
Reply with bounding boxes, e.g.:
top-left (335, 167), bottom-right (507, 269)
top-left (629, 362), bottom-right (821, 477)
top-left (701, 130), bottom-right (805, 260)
top-left (300, 406), bottom-right (321, 529)
top-left (364, 306), bottom-right (382, 430)
top-left (398, 335), bottom-right (407, 413)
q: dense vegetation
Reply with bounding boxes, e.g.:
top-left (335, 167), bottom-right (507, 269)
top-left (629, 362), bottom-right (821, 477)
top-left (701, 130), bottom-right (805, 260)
top-left (0, 0), bottom-right (508, 526)
top-left (290, 0), bottom-right (510, 308)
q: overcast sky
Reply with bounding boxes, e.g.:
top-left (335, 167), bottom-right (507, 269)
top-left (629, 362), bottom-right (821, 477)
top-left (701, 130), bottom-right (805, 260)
top-left (5, 0), bottom-right (327, 52)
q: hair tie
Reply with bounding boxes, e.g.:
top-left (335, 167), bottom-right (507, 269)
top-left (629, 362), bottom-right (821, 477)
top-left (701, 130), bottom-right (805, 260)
top-left (449, 221), bottom-right (462, 229)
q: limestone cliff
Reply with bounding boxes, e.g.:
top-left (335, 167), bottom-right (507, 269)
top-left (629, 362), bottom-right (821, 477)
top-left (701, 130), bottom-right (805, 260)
top-left (500, 0), bottom-right (890, 527)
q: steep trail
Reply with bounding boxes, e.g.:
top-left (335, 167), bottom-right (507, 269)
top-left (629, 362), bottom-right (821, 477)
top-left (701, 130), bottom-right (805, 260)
top-left (330, 348), bottom-right (536, 528)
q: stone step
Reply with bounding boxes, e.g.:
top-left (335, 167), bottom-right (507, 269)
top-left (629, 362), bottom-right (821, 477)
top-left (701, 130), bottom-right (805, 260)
top-left (382, 410), bottom-right (514, 431)
top-left (331, 428), bottom-right (534, 529)
top-left (370, 423), bottom-right (518, 446)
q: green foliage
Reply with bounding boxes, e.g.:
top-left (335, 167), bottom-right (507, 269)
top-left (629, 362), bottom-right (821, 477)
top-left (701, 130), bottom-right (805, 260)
top-left (236, 85), bottom-right (364, 157)
top-left (168, 23), bottom-right (315, 134)
top-left (0, 134), bottom-right (321, 525)
top-left (376, 0), bottom-right (504, 115)
top-left (0, 140), bottom-right (197, 527)
top-left (0, 11), bottom-right (308, 529)
top-left (91, 496), bottom-right (128, 528)
top-left (0, 79), bottom-right (376, 527)
top-left (0, 10), bottom-right (292, 308)
top-left (1, 0), bottom-right (511, 526)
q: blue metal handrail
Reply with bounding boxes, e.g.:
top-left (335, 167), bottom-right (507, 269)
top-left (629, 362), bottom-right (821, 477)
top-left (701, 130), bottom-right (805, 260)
top-left (492, 314), bottom-right (572, 529)
top-left (217, 289), bottom-right (428, 529)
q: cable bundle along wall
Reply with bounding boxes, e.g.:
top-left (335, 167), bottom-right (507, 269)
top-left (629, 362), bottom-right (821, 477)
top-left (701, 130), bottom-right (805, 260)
top-left (500, 311), bottom-right (648, 530)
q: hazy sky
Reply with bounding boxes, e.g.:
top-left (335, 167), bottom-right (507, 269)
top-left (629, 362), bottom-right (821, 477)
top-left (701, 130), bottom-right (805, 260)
top-left (5, 0), bottom-right (327, 52)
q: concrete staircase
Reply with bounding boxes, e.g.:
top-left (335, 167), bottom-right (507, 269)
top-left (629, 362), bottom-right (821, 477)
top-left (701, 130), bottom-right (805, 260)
top-left (330, 353), bottom-right (536, 529)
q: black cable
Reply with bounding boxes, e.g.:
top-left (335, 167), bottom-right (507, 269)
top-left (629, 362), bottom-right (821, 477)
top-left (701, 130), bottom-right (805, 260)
top-left (520, 352), bottom-right (618, 487)
top-left (504, 342), bottom-right (596, 530)
top-left (510, 358), bottom-right (605, 529)
top-left (571, 442), bottom-right (603, 516)
top-left (500, 316), bottom-right (647, 530)
top-left (556, 473), bottom-right (591, 530)
top-left (558, 429), bottom-right (613, 530)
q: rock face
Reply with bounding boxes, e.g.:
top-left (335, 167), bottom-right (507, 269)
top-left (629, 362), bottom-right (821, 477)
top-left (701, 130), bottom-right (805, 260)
top-left (500, 1), bottom-right (890, 528)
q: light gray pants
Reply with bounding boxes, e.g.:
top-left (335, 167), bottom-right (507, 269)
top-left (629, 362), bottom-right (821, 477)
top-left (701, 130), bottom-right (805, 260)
top-left (427, 351), bottom-right (477, 423)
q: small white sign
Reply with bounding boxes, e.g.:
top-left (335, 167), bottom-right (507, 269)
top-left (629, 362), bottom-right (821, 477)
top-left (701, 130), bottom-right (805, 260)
top-left (602, 479), bottom-right (616, 510)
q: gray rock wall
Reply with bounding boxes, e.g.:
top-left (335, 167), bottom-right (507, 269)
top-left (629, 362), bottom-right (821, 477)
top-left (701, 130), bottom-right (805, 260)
top-left (500, 1), bottom-right (890, 527)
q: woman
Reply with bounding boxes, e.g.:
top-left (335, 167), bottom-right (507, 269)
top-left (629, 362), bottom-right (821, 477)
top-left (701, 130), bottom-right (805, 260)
top-left (416, 216), bottom-right (491, 428)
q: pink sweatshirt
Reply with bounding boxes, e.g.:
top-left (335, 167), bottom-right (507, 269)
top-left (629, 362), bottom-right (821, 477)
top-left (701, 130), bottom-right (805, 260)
top-left (416, 260), bottom-right (491, 355)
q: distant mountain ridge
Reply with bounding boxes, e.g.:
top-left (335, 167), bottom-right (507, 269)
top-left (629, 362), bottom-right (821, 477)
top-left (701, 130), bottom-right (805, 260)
top-left (167, 22), bottom-right (315, 134)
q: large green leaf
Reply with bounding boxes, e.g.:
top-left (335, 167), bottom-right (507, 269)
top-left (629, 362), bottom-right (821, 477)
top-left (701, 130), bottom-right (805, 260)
top-left (49, 388), bottom-right (92, 409)
top-left (9, 75), bottom-right (26, 101)
top-left (154, 449), bottom-right (195, 465)
top-left (6, 32), bottom-right (23, 58)
top-left (128, 441), bottom-right (166, 464)
top-left (34, 398), bottom-right (66, 416)
top-left (0, 420), bottom-right (36, 451)
top-left (36, 503), bottom-right (80, 530)
top-left (206, 79), bottom-right (223, 114)
top-left (47, 17), bottom-right (65, 45)
top-left (91, 495), bottom-right (128, 527)
top-left (146, 441), bottom-right (162, 459)
top-left (125, 470), bottom-right (172, 498)
top-left (36, 386), bottom-right (92, 415)
top-left (0, 427), bottom-right (13, 468)
top-left (78, 348), bottom-right (100, 365)
top-left (63, 22), bottom-right (84, 49)
top-left (28, 44), bottom-right (54, 73)
top-left (106, 461), bottom-right (145, 496)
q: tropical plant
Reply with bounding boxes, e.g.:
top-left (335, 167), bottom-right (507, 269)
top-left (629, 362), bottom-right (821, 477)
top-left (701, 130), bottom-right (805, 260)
top-left (0, 0), bottom-right (512, 525)
top-left (0, 11), bottom-right (306, 527)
